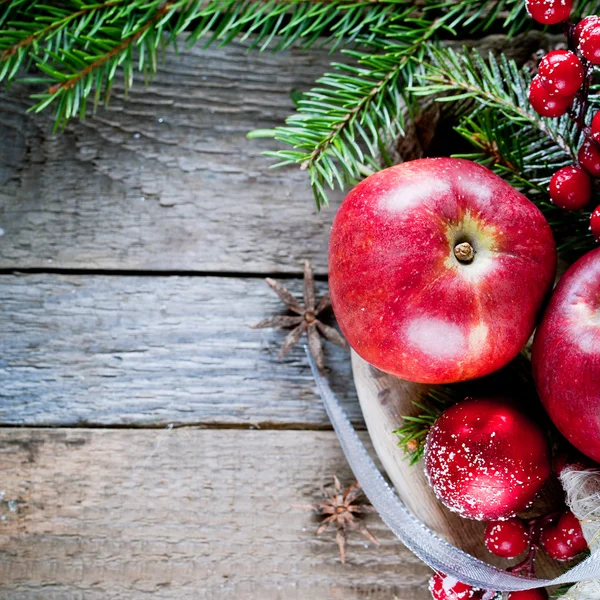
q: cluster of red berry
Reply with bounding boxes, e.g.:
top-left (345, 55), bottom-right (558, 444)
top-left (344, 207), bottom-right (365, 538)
top-left (429, 509), bottom-right (588, 600)
top-left (525, 1), bottom-right (600, 239)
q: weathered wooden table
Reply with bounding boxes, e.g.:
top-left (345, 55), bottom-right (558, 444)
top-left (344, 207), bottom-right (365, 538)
top-left (0, 42), bottom-right (433, 599)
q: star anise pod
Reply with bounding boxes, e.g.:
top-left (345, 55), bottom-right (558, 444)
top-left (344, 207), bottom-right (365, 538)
top-left (252, 260), bottom-right (348, 370)
top-left (295, 475), bottom-right (379, 564)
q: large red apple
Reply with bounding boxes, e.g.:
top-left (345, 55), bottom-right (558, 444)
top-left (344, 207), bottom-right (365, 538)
top-left (329, 158), bottom-right (556, 383)
top-left (532, 248), bottom-right (600, 463)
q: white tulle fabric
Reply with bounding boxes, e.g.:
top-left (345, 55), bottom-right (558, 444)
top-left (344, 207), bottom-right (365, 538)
top-left (306, 350), bottom-right (600, 592)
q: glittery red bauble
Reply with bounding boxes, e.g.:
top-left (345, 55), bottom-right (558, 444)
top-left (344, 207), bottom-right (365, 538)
top-left (424, 397), bottom-right (551, 521)
top-left (429, 573), bottom-right (479, 600)
top-left (557, 510), bottom-right (588, 554)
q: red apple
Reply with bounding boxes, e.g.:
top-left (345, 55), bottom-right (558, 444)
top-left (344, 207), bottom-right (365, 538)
top-left (329, 158), bottom-right (557, 383)
top-left (532, 248), bottom-right (600, 462)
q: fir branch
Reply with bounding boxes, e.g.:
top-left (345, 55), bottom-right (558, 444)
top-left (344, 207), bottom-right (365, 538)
top-left (392, 387), bottom-right (458, 465)
top-left (412, 47), bottom-right (597, 257)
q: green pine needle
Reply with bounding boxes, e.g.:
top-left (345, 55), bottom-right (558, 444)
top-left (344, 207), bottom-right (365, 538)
top-left (392, 387), bottom-right (459, 465)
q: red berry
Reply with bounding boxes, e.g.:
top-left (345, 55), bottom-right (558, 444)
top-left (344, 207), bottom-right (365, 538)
top-left (557, 511), bottom-right (588, 553)
top-left (549, 166), bottom-right (591, 210)
top-left (591, 207), bottom-right (600, 242)
top-left (529, 77), bottom-right (573, 118)
top-left (538, 51), bottom-right (583, 97)
top-left (591, 111), bottom-right (600, 144)
top-left (424, 397), bottom-right (551, 521)
top-left (526, 0), bottom-right (572, 24)
top-left (507, 590), bottom-right (549, 600)
top-left (578, 139), bottom-right (600, 176)
top-left (484, 518), bottom-right (529, 558)
top-left (429, 573), bottom-right (479, 600)
top-left (540, 524), bottom-right (578, 560)
top-left (575, 16), bottom-right (600, 45)
top-left (580, 23), bottom-right (600, 64)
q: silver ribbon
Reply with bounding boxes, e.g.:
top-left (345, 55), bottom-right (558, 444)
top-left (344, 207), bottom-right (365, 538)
top-left (306, 349), bottom-right (600, 591)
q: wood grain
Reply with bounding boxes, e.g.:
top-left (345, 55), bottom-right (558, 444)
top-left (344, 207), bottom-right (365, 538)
top-left (0, 42), bottom-right (343, 275)
top-left (0, 273), bottom-right (359, 427)
top-left (0, 33), bottom-right (560, 275)
top-left (0, 427), bottom-right (432, 600)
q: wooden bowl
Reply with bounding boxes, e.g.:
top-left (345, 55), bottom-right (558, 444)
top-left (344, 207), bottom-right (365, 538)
top-left (351, 349), bottom-right (563, 576)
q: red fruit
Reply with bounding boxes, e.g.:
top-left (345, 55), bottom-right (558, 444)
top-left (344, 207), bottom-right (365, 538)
top-left (429, 573), bottom-right (479, 600)
top-left (529, 77), bottom-right (573, 118)
top-left (507, 590), bottom-right (549, 600)
top-left (526, 0), bottom-right (572, 24)
top-left (591, 207), bottom-right (600, 241)
top-left (484, 518), bottom-right (529, 558)
top-left (328, 158), bottom-right (557, 384)
top-left (591, 111), bottom-right (600, 143)
top-left (575, 15), bottom-right (600, 45)
top-left (578, 139), bottom-right (600, 176)
top-left (533, 248), bottom-right (600, 462)
top-left (424, 397), bottom-right (551, 521)
top-left (580, 23), bottom-right (600, 64)
top-left (549, 166), bottom-right (591, 210)
top-left (540, 524), bottom-right (578, 560)
top-left (557, 511), bottom-right (588, 553)
top-left (538, 50), bottom-right (583, 97)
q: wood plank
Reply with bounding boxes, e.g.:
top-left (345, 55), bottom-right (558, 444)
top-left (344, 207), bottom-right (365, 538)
top-left (0, 273), bottom-right (360, 427)
top-left (0, 428), bottom-right (432, 599)
top-left (0, 42), bottom-right (343, 274)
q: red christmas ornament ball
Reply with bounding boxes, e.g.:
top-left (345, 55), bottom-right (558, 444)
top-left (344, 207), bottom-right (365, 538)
top-left (557, 511), bottom-right (588, 553)
top-left (575, 15), bottom-right (600, 45)
top-left (591, 206), bottom-right (600, 242)
top-left (529, 77), bottom-right (573, 118)
top-left (578, 139), bottom-right (600, 177)
top-left (424, 397), bottom-right (551, 521)
top-left (538, 50), bottom-right (583, 97)
top-left (484, 518), bottom-right (529, 558)
top-left (507, 591), bottom-right (549, 600)
top-left (525, 0), bottom-right (572, 24)
top-left (549, 166), bottom-right (591, 210)
top-left (591, 111), bottom-right (600, 143)
top-left (429, 573), bottom-right (479, 600)
top-left (580, 23), bottom-right (600, 64)
top-left (540, 524), bottom-right (578, 560)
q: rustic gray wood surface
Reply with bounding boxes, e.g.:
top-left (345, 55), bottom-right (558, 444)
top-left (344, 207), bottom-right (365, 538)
top-left (0, 39), bottom-right (437, 598)
top-left (0, 428), bottom-right (432, 600)
top-left (0, 274), bottom-right (358, 427)
top-left (0, 30), bottom-right (564, 599)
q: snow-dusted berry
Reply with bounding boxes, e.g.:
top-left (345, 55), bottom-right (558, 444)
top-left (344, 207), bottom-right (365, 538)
top-left (549, 166), bottom-right (591, 210)
top-left (429, 573), bottom-right (479, 600)
top-left (540, 524), bottom-right (577, 560)
top-left (538, 50), bottom-right (583, 97)
top-left (529, 77), bottom-right (573, 118)
top-left (575, 15), bottom-right (600, 45)
top-left (578, 139), bottom-right (600, 177)
top-left (591, 206), bottom-right (600, 242)
top-left (424, 397), bottom-right (551, 521)
top-left (507, 590), bottom-right (549, 600)
top-left (591, 111), bottom-right (600, 143)
top-left (525, 0), bottom-right (572, 24)
top-left (557, 511), bottom-right (588, 554)
top-left (579, 23), bottom-right (600, 64)
top-left (484, 518), bottom-right (529, 558)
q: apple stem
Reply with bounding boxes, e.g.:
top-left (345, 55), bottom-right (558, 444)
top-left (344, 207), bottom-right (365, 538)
top-left (454, 242), bottom-right (475, 263)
